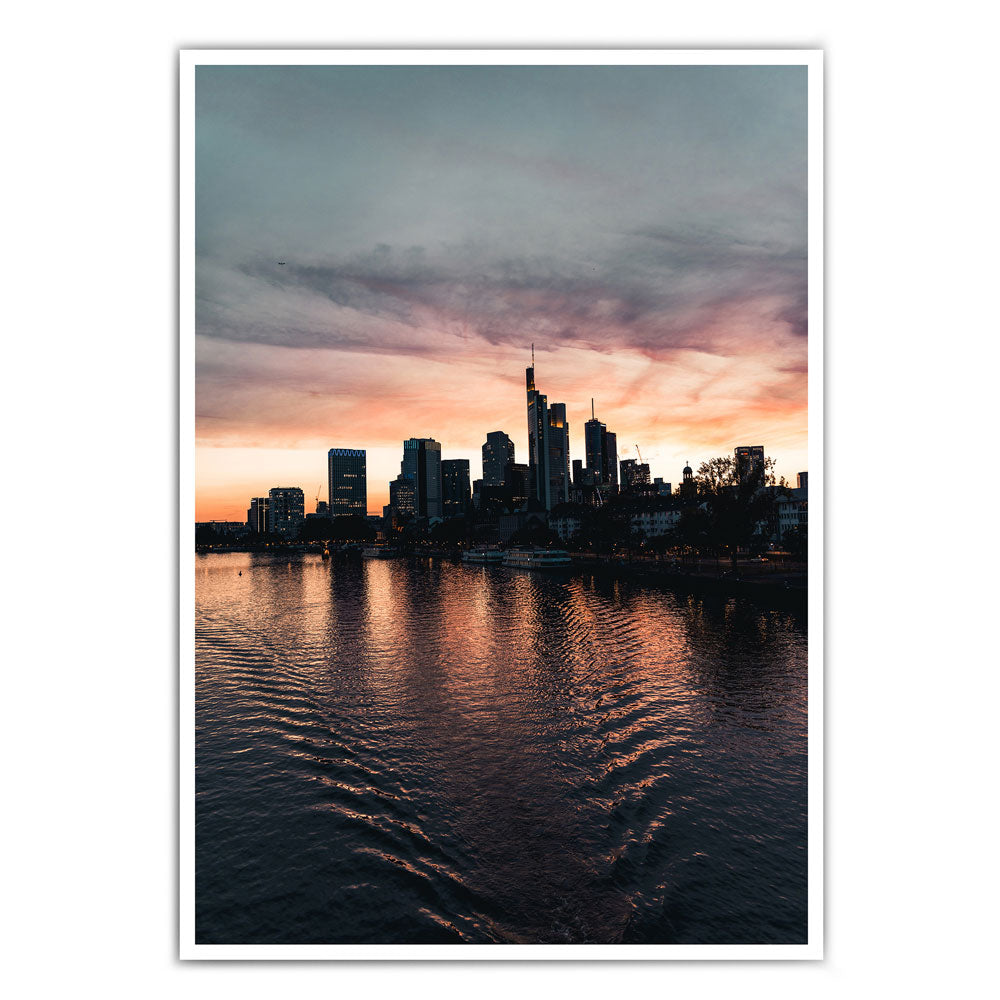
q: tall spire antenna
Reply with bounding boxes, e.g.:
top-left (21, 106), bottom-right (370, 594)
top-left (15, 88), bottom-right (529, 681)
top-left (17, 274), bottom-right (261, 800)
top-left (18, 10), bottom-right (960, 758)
top-left (591, 398), bottom-right (595, 420)
top-left (531, 343), bottom-right (534, 366)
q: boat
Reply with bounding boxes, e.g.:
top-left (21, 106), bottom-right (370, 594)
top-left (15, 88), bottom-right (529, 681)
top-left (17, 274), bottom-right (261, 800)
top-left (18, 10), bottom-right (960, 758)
top-left (502, 547), bottom-right (572, 569)
top-left (361, 546), bottom-right (397, 559)
top-left (462, 547), bottom-right (504, 564)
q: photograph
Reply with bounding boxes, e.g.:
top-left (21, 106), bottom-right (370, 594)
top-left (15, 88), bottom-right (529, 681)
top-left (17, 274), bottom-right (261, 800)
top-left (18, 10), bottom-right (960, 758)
top-left (183, 50), bottom-right (821, 957)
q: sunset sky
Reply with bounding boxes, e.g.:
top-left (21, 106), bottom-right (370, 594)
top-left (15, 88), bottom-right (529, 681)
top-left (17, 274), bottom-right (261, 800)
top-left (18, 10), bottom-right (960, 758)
top-left (195, 64), bottom-right (808, 520)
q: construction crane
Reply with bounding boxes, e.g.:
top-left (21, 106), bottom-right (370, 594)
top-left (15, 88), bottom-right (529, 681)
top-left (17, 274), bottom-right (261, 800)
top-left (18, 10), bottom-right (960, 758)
top-left (635, 444), bottom-right (644, 465)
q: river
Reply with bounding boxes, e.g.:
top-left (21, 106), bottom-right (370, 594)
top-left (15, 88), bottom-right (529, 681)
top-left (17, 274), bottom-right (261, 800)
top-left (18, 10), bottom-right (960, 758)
top-left (195, 551), bottom-right (808, 944)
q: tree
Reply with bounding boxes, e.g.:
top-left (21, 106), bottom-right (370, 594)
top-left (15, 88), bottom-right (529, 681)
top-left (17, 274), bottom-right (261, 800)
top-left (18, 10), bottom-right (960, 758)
top-left (694, 455), bottom-right (782, 572)
top-left (784, 523), bottom-right (808, 561)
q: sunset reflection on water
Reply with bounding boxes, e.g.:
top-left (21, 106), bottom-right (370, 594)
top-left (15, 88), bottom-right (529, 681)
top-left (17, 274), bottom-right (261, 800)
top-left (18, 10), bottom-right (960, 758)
top-left (196, 552), bottom-right (807, 944)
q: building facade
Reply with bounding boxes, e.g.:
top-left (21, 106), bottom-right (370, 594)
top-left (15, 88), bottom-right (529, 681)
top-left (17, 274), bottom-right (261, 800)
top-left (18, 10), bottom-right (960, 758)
top-left (482, 431), bottom-right (515, 487)
top-left (441, 458), bottom-right (471, 518)
top-left (526, 360), bottom-right (571, 511)
top-left (583, 402), bottom-right (619, 491)
top-left (247, 496), bottom-right (270, 533)
top-left (267, 487), bottom-right (305, 537)
top-left (400, 438), bottom-right (443, 519)
top-left (526, 362), bottom-right (551, 508)
top-left (620, 458), bottom-right (651, 492)
top-left (735, 445), bottom-right (766, 487)
top-left (328, 448), bottom-right (367, 517)
top-left (546, 402), bottom-right (571, 507)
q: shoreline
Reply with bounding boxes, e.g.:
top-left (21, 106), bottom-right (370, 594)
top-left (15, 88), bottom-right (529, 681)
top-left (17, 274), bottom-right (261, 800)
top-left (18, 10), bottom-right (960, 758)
top-left (196, 546), bottom-right (807, 612)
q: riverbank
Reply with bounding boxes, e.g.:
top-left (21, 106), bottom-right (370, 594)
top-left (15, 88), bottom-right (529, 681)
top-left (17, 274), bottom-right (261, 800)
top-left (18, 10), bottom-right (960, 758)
top-left (569, 555), bottom-right (808, 612)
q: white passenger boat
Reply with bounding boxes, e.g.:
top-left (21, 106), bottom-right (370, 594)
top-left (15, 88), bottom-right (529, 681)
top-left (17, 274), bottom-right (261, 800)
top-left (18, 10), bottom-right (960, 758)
top-left (462, 548), bottom-right (504, 564)
top-left (361, 546), bottom-right (397, 558)
top-left (502, 547), bottom-right (572, 569)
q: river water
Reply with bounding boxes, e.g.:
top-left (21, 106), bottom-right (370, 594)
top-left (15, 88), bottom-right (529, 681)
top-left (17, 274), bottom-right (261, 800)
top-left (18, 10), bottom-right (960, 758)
top-left (195, 552), bottom-right (808, 945)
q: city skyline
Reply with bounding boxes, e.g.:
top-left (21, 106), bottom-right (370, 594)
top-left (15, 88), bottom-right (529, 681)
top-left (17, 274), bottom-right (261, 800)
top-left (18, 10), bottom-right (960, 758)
top-left (196, 65), bottom-right (807, 519)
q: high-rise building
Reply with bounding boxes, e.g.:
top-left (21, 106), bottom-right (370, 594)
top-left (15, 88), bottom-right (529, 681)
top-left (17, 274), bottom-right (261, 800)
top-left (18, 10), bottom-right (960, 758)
top-left (525, 353), bottom-right (570, 510)
top-left (482, 431), bottom-right (515, 487)
top-left (526, 359), bottom-right (551, 508)
top-left (400, 438), bottom-right (443, 519)
top-left (735, 445), bottom-right (766, 487)
top-left (604, 431), bottom-right (619, 489)
top-left (441, 459), bottom-right (471, 518)
top-left (546, 402), bottom-right (571, 506)
top-left (583, 399), bottom-right (618, 490)
top-left (267, 487), bottom-right (305, 537)
top-left (247, 496), bottom-right (270, 533)
top-left (797, 471), bottom-right (808, 490)
top-left (389, 475), bottom-right (415, 520)
top-left (504, 461), bottom-right (529, 510)
top-left (620, 459), bottom-right (651, 492)
top-left (328, 448), bottom-right (367, 517)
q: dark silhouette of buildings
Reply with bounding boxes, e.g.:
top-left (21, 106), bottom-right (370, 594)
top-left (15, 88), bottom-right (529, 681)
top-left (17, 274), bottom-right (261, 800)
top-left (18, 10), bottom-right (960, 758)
top-left (735, 445), bottom-right (765, 486)
top-left (247, 496), bottom-right (270, 533)
top-left (328, 447), bottom-right (367, 516)
top-left (482, 431), bottom-right (515, 487)
top-left (267, 487), bottom-right (305, 537)
top-left (441, 458), bottom-right (471, 518)
top-left (393, 438), bottom-right (443, 519)
top-left (583, 399), bottom-right (618, 491)
top-left (620, 458), bottom-right (651, 492)
top-left (526, 352), bottom-right (570, 510)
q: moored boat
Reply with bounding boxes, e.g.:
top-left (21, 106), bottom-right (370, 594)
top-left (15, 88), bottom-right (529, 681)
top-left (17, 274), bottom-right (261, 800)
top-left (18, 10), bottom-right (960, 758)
top-left (361, 546), bottom-right (397, 559)
top-left (502, 547), bottom-right (572, 569)
top-left (462, 547), bottom-right (504, 564)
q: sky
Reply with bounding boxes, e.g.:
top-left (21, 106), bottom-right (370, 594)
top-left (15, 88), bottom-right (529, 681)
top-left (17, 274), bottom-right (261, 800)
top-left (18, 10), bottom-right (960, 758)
top-left (194, 64), bottom-right (808, 519)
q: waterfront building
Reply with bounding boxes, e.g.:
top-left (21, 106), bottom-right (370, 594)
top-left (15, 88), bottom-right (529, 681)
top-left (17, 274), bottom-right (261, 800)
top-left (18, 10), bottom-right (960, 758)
top-left (267, 487), bottom-right (305, 537)
top-left (247, 496), bottom-right (270, 533)
top-left (653, 478), bottom-right (672, 497)
top-left (441, 458), bottom-right (471, 518)
top-left (389, 475), bottom-right (416, 520)
top-left (778, 478), bottom-right (808, 539)
top-left (630, 503), bottom-right (681, 539)
top-left (400, 438), bottom-right (443, 519)
top-left (482, 431), bottom-right (515, 487)
top-left (328, 448), bottom-right (367, 517)
top-left (735, 445), bottom-right (766, 487)
top-left (549, 501), bottom-right (588, 543)
top-left (197, 520), bottom-right (249, 537)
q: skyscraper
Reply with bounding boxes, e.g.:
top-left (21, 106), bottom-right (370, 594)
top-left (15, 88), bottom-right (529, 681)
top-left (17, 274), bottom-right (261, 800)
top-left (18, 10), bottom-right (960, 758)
top-left (247, 496), bottom-right (270, 533)
top-left (328, 448), bottom-right (367, 517)
top-left (400, 438), bottom-right (443, 519)
top-left (735, 445), bottom-right (766, 487)
top-left (547, 402), bottom-right (571, 506)
top-left (525, 352), bottom-right (570, 510)
top-left (482, 431), bottom-right (515, 487)
top-left (526, 359), bottom-right (551, 508)
top-left (441, 458), bottom-right (471, 518)
top-left (267, 487), bottom-right (305, 537)
top-left (584, 399), bottom-right (618, 490)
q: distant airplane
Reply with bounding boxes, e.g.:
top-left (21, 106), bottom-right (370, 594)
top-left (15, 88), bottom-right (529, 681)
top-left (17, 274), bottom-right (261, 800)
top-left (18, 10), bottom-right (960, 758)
top-left (277, 261), bottom-right (286, 265)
